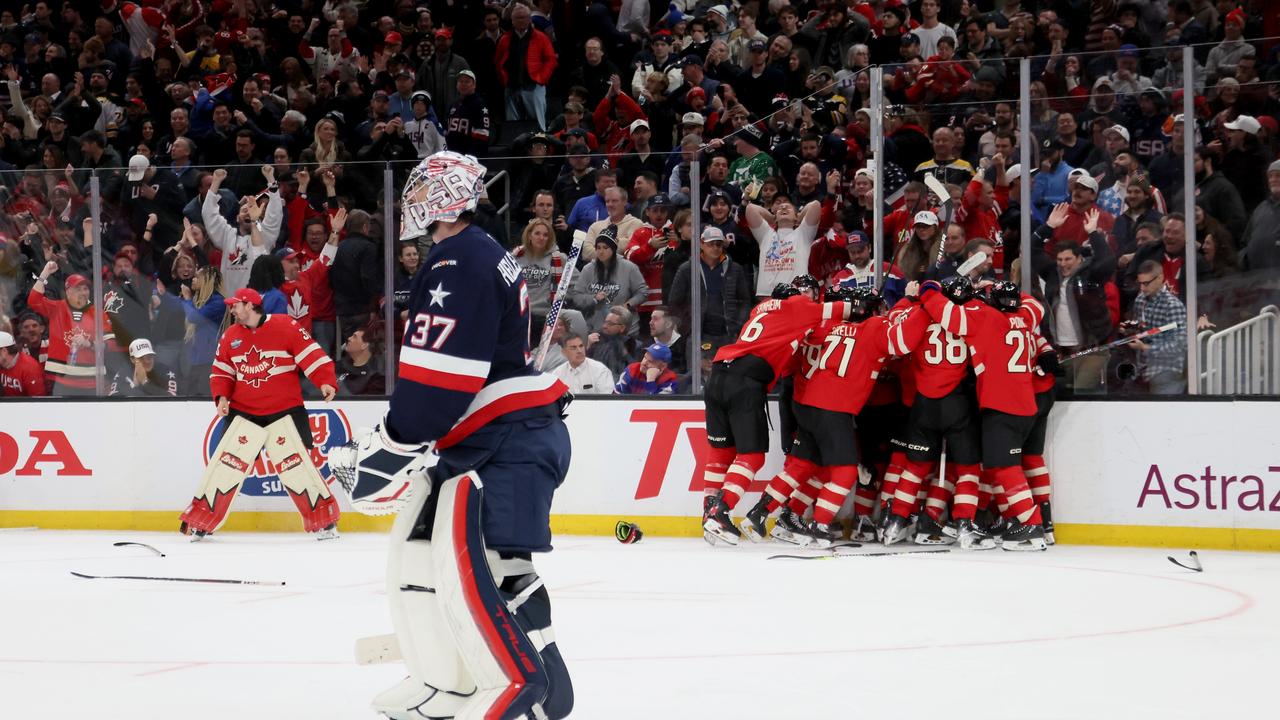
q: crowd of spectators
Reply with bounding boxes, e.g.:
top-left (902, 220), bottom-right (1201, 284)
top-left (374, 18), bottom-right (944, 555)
top-left (0, 0), bottom-right (1276, 399)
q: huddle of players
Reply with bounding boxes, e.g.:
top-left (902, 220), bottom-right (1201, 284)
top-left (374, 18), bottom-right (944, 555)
top-left (700, 271), bottom-right (1058, 553)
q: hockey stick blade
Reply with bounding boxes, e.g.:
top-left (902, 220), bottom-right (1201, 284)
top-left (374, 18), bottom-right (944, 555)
top-left (113, 541), bottom-right (166, 557)
top-left (955, 250), bottom-right (988, 278)
top-left (768, 548), bottom-right (951, 560)
top-left (921, 173), bottom-right (950, 205)
top-left (71, 571), bottom-right (284, 586)
top-left (1167, 551), bottom-right (1203, 572)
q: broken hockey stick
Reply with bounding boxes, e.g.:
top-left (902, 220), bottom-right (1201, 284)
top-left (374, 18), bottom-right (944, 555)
top-left (768, 547), bottom-right (951, 561)
top-left (70, 571), bottom-right (284, 586)
top-left (1167, 550), bottom-right (1203, 572)
top-left (533, 235), bottom-right (586, 369)
top-left (922, 173), bottom-right (955, 263)
top-left (113, 541), bottom-right (165, 557)
top-left (1061, 322), bottom-right (1179, 363)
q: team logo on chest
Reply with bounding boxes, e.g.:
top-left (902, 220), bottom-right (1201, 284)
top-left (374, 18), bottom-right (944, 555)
top-left (232, 345), bottom-right (276, 388)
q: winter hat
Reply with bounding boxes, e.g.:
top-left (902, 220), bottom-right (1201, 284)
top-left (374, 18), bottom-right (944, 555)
top-left (735, 123), bottom-right (769, 151)
top-left (596, 225), bottom-right (619, 252)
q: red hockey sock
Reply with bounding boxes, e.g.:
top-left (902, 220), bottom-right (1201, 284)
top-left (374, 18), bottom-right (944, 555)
top-left (722, 452), bottom-right (765, 509)
top-left (852, 481), bottom-right (877, 517)
top-left (789, 472), bottom-right (823, 514)
top-left (991, 466), bottom-right (1042, 525)
top-left (891, 459), bottom-right (933, 519)
top-left (1023, 455), bottom-right (1051, 505)
top-left (764, 456), bottom-right (819, 512)
top-left (879, 452), bottom-right (907, 510)
top-left (922, 465), bottom-right (956, 522)
top-left (702, 446), bottom-right (737, 497)
top-left (814, 466), bottom-right (858, 525)
top-left (288, 490), bottom-right (340, 533)
top-left (949, 464), bottom-right (982, 521)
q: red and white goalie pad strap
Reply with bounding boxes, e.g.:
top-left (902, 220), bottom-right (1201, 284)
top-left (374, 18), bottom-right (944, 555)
top-left (330, 421), bottom-right (433, 516)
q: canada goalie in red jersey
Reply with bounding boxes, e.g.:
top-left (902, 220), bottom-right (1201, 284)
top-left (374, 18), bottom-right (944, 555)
top-left (178, 287), bottom-right (339, 541)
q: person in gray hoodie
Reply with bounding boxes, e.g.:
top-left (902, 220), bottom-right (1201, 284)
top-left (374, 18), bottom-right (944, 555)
top-left (570, 224), bottom-right (648, 335)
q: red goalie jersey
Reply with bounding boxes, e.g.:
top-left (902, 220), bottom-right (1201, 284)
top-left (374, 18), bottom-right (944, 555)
top-left (210, 315), bottom-right (336, 416)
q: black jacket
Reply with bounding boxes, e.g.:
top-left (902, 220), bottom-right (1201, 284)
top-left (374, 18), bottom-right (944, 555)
top-left (1033, 227), bottom-right (1116, 346)
top-left (330, 233), bottom-right (381, 318)
top-left (668, 256), bottom-right (751, 341)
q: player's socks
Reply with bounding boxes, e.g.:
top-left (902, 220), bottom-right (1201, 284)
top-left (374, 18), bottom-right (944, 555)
top-left (720, 452), bottom-right (765, 509)
top-left (813, 465), bottom-right (858, 526)
top-left (950, 464), bottom-right (983, 521)
top-left (890, 460), bottom-right (933, 519)
top-left (701, 446), bottom-right (736, 500)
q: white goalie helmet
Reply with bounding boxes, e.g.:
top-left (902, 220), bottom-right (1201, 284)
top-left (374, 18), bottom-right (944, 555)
top-left (400, 151), bottom-right (488, 240)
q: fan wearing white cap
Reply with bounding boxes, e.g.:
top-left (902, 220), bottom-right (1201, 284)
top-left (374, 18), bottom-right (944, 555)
top-left (125, 153), bottom-right (183, 246)
top-left (107, 338), bottom-right (178, 397)
top-left (1222, 114), bottom-right (1271, 210)
top-left (0, 331), bottom-right (46, 397)
top-left (1033, 172), bottom-right (1116, 255)
top-left (445, 68), bottom-right (491, 158)
top-left (891, 209), bottom-right (942, 280)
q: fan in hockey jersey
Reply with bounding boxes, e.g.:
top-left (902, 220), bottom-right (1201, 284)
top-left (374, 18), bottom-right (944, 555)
top-left (405, 90), bottom-right (445, 158)
top-left (701, 275), bottom-right (856, 545)
top-left (446, 69), bottom-right (491, 158)
top-left (27, 261), bottom-right (117, 396)
top-left (330, 151), bottom-right (575, 720)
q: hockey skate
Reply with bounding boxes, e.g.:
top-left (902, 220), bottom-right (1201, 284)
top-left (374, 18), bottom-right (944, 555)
top-left (1000, 521), bottom-right (1048, 551)
top-left (880, 514), bottom-right (912, 546)
top-left (912, 513), bottom-right (956, 546)
top-left (769, 508), bottom-right (810, 545)
top-left (314, 523), bottom-right (340, 541)
top-left (799, 520), bottom-right (841, 549)
top-left (702, 493), bottom-right (742, 546)
top-left (742, 497), bottom-right (771, 543)
top-left (955, 519), bottom-right (997, 550)
top-left (1040, 502), bottom-right (1056, 545)
top-left (179, 522), bottom-right (209, 542)
top-left (849, 515), bottom-right (877, 543)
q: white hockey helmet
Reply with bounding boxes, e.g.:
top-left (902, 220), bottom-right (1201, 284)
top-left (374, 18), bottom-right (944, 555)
top-left (400, 151), bottom-right (487, 240)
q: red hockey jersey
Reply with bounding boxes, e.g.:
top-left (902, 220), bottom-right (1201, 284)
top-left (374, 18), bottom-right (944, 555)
top-left (281, 244), bottom-right (335, 331)
top-left (26, 290), bottom-right (116, 391)
top-left (922, 291), bottom-right (1045, 416)
top-left (794, 315), bottom-right (906, 415)
top-left (623, 222), bottom-right (672, 311)
top-left (895, 301), bottom-right (972, 399)
top-left (714, 296), bottom-right (851, 383)
top-left (0, 352), bottom-right (46, 396)
top-left (210, 314), bottom-right (337, 416)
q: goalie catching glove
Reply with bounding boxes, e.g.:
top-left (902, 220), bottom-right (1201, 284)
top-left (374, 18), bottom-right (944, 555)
top-left (329, 421), bottom-right (433, 516)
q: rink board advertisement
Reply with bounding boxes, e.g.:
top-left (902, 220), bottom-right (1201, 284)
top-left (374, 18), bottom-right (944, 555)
top-left (2, 399), bottom-right (1280, 550)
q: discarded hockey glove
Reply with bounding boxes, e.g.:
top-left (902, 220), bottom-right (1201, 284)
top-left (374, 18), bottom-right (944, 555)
top-left (330, 422), bottom-right (433, 516)
top-left (615, 520), bottom-right (644, 544)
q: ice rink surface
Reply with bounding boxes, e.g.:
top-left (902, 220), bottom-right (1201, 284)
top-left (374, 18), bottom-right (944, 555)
top-left (1, 529), bottom-right (1277, 719)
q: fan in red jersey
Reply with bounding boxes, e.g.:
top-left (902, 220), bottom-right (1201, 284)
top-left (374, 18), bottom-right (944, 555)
top-left (0, 331), bottom-right (46, 397)
top-left (178, 287), bottom-right (339, 541)
top-left (27, 261), bottom-right (117, 396)
top-left (700, 271), bottom-right (853, 545)
top-left (918, 277), bottom-right (1049, 551)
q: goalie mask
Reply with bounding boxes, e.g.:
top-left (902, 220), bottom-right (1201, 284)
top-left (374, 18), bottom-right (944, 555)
top-left (400, 151), bottom-right (487, 241)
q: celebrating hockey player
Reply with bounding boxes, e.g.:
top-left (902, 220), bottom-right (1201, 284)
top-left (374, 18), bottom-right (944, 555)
top-left (178, 287), bottom-right (339, 540)
top-left (330, 151), bottom-right (575, 720)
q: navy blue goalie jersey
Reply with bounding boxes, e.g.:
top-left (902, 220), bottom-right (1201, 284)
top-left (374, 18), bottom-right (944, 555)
top-left (386, 224), bottom-right (568, 448)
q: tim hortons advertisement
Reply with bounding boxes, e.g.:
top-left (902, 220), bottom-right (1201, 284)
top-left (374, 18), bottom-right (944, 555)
top-left (3, 399), bottom-right (1280, 535)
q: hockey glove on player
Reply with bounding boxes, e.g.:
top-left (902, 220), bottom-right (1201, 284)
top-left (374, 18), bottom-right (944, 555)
top-left (330, 421), bottom-right (433, 516)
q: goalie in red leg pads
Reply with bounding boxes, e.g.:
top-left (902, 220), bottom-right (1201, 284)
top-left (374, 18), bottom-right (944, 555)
top-left (179, 287), bottom-right (338, 541)
top-left (331, 152), bottom-right (574, 720)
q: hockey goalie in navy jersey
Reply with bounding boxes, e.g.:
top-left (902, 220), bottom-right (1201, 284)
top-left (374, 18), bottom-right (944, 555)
top-left (330, 152), bottom-right (574, 720)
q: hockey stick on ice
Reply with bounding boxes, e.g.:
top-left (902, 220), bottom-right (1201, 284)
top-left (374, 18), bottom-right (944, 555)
top-left (533, 236), bottom-right (585, 369)
top-left (1061, 322), bottom-right (1178, 362)
top-left (70, 571), bottom-right (285, 586)
top-left (1167, 550), bottom-right (1203, 572)
top-left (113, 541), bottom-right (166, 557)
top-left (768, 547), bottom-right (951, 560)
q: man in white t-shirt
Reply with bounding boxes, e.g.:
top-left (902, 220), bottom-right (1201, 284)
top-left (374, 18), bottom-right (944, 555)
top-left (551, 334), bottom-right (616, 395)
top-left (912, 0), bottom-right (957, 59)
top-left (746, 197), bottom-right (821, 298)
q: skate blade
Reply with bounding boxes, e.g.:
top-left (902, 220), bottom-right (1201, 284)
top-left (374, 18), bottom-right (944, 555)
top-left (913, 534), bottom-right (957, 546)
top-left (742, 524), bottom-right (768, 543)
top-left (702, 520), bottom-right (740, 546)
top-left (1000, 539), bottom-right (1048, 552)
top-left (770, 529), bottom-right (810, 547)
top-left (959, 539), bottom-right (998, 551)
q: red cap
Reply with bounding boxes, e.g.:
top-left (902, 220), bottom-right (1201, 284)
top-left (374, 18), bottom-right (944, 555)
top-left (1259, 116), bottom-right (1279, 134)
top-left (65, 274), bottom-right (89, 289)
top-left (385, 31), bottom-right (403, 45)
top-left (224, 287), bottom-right (263, 306)
top-left (1225, 8), bottom-right (1246, 27)
top-left (434, 28), bottom-right (453, 39)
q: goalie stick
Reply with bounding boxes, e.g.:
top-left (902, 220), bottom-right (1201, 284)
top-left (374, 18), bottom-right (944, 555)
top-left (533, 236), bottom-right (585, 369)
top-left (70, 571), bottom-right (284, 586)
top-left (1167, 550), bottom-right (1203, 572)
top-left (1061, 322), bottom-right (1179, 362)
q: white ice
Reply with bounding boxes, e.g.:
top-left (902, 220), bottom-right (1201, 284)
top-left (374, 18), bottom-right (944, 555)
top-left (1, 530), bottom-right (1276, 719)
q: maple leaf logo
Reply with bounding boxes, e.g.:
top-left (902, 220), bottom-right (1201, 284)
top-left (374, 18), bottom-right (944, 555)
top-left (237, 435), bottom-right (248, 444)
top-left (103, 290), bottom-right (124, 314)
top-left (235, 345), bottom-right (276, 388)
top-left (287, 289), bottom-right (309, 319)
top-left (276, 436), bottom-right (286, 445)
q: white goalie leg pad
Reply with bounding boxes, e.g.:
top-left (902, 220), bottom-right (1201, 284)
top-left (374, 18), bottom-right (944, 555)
top-left (180, 415), bottom-right (269, 534)
top-left (263, 417), bottom-right (332, 500)
top-left (372, 473), bottom-right (476, 720)
top-left (432, 471), bottom-right (558, 720)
